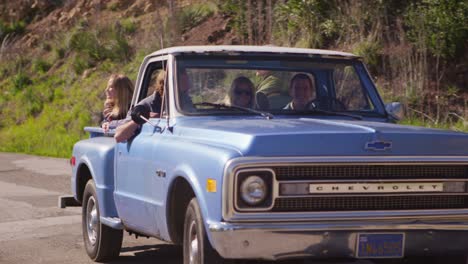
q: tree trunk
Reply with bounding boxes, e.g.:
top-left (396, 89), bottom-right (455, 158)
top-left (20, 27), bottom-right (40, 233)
top-left (257, 0), bottom-right (264, 45)
top-left (247, 0), bottom-right (253, 45)
top-left (167, 0), bottom-right (178, 46)
top-left (266, 0), bottom-right (273, 44)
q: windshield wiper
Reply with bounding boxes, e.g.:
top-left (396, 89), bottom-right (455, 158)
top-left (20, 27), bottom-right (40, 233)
top-left (298, 108), bottom-right (363, 120)
top-left (194, 102), bottom-right (274, 120)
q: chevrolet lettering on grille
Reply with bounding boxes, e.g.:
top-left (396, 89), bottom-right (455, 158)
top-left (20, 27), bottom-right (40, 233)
top-left (309, 182), bottom-right (444, 194)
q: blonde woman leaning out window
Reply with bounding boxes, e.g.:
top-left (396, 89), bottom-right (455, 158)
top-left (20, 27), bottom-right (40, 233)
top-left (101, 74), bottom-right (134, 132)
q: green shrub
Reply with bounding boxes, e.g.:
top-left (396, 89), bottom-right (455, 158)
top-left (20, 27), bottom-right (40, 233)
top-left (33, 59), bottom-right (52, 74)
top-left (23, 87), bottom-right (43, 116)
top-left (0, 62), bottom-right (12, 79)
top-left (107, 27), bottom-right (132, 62)
top-left (179, 3), bottom-right (217, 33)
top-left (69, 30), bottom-right (105, 61)
top-left (41, 42), bottom-right (52, 52)
top-left (72, 54), bottom-right (92, 75)
top-left (218, 0), bottom-right (246, 39)
top-left (120, 18), bottom-right (137, 34)
top-left (12, 72), bottom-right (32, 93)
top-left (0, 20), bottom-right (26, 40)
top-left (68, 25), bottom-right (132, 66)
top-left (54, 87), bottom-right (64, 101)
top-left (405, 0), bottom-right (468, 59)
top-left (99, 59), bottom-right (117, 73)
top-left (122, 50), bottom-right (146, 80)
top-left (107, 2), bottom-right (119, 11)
top-left (274, 0), bottom-right (334, 48)
top-left (0, 114), bottom-right (84, 157)
top-left (352, 40), bottom-right (382, 70)
top-left (54, 47), bottom-right (66, 59)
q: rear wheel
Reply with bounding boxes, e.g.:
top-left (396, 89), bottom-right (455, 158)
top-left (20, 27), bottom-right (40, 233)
top-left (82, 180), bottom-right (123, 262)
top-left (183, 197), bottom-right (232, 264)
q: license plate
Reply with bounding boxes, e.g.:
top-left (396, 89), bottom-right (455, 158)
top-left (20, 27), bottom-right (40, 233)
top-left (356, 233), bottom-right (404, 258)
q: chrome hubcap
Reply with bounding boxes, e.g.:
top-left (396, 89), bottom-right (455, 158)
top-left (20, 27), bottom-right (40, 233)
top-left (86, 196), bottom-right (98, 246)
top-left (188, 220), bottom-right (199, 264)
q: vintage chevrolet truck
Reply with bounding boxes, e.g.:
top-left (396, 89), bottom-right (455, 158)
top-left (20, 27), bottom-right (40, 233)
top-left (60, 46), bottom-right (468, 263)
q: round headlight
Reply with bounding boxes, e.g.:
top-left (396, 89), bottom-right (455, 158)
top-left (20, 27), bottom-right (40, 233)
top-left (240, 176), bottom-right (267, 205)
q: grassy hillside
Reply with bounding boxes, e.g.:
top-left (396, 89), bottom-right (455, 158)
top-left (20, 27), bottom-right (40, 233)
top-left (0, 1), bottom-right (159, 157)
top-left (0, 0), bottom-right (466, 158)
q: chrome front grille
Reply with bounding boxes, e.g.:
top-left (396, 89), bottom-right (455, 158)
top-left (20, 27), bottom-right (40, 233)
top-left (273, 195), bottom-right (468, 212)
top-left (226, 159), bottom-right (468, 221)
top-left (269, 164), bottom-right (468, 212)
top-left (274, 165), bottom-right (468, 181)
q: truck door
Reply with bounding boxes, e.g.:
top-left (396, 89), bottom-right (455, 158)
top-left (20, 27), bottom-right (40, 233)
top-left (114, 58), bottom-right (168, 236)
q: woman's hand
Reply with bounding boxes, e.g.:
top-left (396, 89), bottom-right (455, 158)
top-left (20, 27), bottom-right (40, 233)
top-left (101, 122), bottom-right (110, 133)
top-left (103, 100), bottom-right (114, 120)
top-left (149, 112), bottom-right (160, 118)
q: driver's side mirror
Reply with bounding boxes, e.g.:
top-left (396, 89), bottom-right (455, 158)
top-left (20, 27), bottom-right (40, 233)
top-left (130, 104), bottom-right (162, 132)
top-left (385, 102), bottom-right (404, 121)
top-left (131, 105), bottom-right (150, 125)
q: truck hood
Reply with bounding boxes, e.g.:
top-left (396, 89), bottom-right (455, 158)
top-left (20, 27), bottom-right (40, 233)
top-left (175, 117), bottom-right (468, 156)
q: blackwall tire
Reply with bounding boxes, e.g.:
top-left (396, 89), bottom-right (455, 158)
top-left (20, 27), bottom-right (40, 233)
top-left (183, 197), bottom-right (233, 264)
top-left (82, 180), bottom-right (123, 262)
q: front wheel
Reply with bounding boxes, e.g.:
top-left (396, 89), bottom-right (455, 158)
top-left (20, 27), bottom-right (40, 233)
top-left (183, 197), bottom-right (232, 264)
top-left (82, 180), bottom-right (123, 262)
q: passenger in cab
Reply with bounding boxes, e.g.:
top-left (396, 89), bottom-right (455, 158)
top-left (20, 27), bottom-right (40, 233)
top-left (114, 70), bottom-right (166, 142)
top-left (283, 73), bottom-right (315, 111)
top-left (101, 74), bottom-right (134, 132)
top-left (256, 70), bottom-right (290, 109)
top-left (178, 69), bottom-right (195, 111)
top-left (227, 76), bottom-right (256, 108)
top-left (139, 70), bottom-right (166, 117)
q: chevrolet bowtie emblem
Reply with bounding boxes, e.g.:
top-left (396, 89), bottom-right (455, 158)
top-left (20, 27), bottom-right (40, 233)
top-left (365, 140), bottom-right (392, 151)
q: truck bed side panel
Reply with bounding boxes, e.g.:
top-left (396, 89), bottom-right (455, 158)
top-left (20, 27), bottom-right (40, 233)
top-left (73, 136), bottom-right (119, 218)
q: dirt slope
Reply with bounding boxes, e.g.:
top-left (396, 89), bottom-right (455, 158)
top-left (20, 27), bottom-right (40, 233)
top-left (1, 0), bottom-right (233, 58)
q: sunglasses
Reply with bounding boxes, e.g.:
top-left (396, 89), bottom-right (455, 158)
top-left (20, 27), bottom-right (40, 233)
top-left (234, 89), bottom-right (251, 96)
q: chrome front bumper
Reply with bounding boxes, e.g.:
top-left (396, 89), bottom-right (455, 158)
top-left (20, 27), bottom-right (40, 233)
top-left (209, 219), bottom-right (468, 260)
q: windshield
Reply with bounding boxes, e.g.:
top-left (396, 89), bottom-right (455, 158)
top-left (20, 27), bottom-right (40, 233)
top-left (176, 56), bottom-right (381, 117)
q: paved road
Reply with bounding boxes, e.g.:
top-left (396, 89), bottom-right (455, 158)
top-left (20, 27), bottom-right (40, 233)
top-left (0, 152), bottom-right (436, 264)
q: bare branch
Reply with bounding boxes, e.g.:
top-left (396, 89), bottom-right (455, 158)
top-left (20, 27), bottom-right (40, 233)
top-left (448, 112), bottom-right (466, 122)
top-left (407, 107), bottom-right (436, 124)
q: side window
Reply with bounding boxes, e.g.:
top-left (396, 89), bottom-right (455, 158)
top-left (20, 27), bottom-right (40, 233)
top-left (334, 65), bottom-right (372, 111)
top-left (139, 60), bottom-right (167, 116)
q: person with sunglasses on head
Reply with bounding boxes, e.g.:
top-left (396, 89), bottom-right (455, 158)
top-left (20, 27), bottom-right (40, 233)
top-left (101, 74), bottom-right (134, 132)
top-left (227, 76), bottom-right (256, 108)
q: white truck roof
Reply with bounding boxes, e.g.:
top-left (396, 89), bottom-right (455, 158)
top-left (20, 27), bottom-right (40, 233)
top-left (149, 45), bottom-right (359, 59)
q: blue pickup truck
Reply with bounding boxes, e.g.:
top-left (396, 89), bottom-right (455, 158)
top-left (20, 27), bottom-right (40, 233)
top-left (60, 46), bottom-right (468, 263)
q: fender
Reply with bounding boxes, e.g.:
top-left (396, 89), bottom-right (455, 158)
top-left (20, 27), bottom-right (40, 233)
top-left (73, 137), bottom-right (119, 218)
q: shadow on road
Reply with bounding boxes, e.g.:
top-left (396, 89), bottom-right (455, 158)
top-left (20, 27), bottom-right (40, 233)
top-left (108, 244), bottom-right (182, 264)
top-left (106, 243), bottom-right (374, 264)
top-left (106, 243), bottom-right (359, 264)
top-left (105, 244), bottom-right (449, 264)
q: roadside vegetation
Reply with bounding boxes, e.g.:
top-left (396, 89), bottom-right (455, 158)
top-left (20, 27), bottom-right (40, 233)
top-left (0, 0), bottom-right (466, 157)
